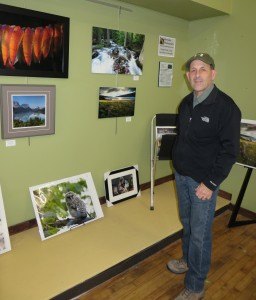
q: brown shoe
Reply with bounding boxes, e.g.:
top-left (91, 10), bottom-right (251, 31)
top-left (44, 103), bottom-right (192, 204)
top-left (174, 288), bottom-right (205, 300)
top-left (166, 258), bottom-right (188, 274)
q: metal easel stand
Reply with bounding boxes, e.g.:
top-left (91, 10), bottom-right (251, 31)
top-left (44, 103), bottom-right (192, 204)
top-left (150, 115), bottom-right (157, 210)
top-left (228, 167), bottom-right (256, 227)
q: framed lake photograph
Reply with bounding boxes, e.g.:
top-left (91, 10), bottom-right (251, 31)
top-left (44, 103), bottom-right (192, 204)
top-left (0, 186), bottom-right (11, 255)
top-left (104, 165), bottom-right (140, 205)
top-left (29, 173), bottom-right (104, 241)
top-left (237, 119), bottom-right (256, 169)
top-left (0, 84), bottom-right (55, 139)
top-left (92, 26), bottom-right (145, 75)
top-left (98, 87), bottom-right (136, 118)
top-left (0, 3), bottom-right (69, 78)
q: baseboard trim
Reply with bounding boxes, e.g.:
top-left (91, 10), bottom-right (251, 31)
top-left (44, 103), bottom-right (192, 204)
top-left (51, 204), bottom-right (230, 300)
top-left (8, 174), bottom-right (232, 235)
top-left (218, 189), bottom-right (232, 201)
top-left (228, 203), bottom-right (256, 219)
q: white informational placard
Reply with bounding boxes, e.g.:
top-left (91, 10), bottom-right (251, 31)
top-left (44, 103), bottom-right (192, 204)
top-left (158, 62), bottom-right (173, 87)
top-left (158, 35), bottom-right (176, 57)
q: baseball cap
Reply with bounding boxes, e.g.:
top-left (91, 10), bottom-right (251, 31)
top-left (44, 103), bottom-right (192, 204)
top-left (185, 53), bottom-right (215, 70)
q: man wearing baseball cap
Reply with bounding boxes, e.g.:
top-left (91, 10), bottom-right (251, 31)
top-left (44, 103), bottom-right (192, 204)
top-left (167, 53), bottom-right (241, 299)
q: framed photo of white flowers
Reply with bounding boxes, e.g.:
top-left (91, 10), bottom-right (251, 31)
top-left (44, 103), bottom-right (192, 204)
top-left (29, 173), bottom-right (103, 241)
top-left (0, 186), bottom-right (11, 255)
top-left (104, 165), bottom-right (140, 205)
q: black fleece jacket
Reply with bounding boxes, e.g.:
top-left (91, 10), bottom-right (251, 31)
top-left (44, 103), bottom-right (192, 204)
top-left (172, 85), bottom-right (241, 190)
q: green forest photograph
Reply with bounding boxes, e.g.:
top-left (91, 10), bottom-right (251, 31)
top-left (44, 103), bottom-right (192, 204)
top-left (92, 26), bottom-right (145, 75)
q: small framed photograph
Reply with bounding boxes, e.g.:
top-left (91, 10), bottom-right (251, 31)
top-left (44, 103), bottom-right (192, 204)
top-left (0, 3), bottom-right (69, 78)
top-left (156, 126), bottom-right (177, 141)
top-left (29, 173), bottom-right (104, 241)
top-left (104, 165), bottom-right (140, 205)
top-left (0, 186), bottom-right (11, 255)
top-left (98, 87), bottom-right (136, 118)
top-left (237, 119), bottom-right (256, 169)
top-left (0, 84), bottom-right (55, 139)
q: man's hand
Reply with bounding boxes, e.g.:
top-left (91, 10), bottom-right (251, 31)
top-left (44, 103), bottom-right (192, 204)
top-left (195, 183), bottom-right (213, 200)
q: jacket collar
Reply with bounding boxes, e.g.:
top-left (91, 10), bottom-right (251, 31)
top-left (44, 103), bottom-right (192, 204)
top-left (186, 85), bottom-right (218, 106)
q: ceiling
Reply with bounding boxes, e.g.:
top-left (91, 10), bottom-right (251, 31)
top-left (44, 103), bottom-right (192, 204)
top-left (119, 0), bottom-right (229, 21)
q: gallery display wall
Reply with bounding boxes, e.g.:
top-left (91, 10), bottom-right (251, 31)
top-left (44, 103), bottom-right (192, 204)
top-left (0, 0), bottom-right (188, 229)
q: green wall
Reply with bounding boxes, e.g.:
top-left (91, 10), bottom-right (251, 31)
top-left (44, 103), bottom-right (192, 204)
top-left (2, 0), bottom-right (254, 226)
top-left (0, 0), bottom-right (188, 225)
top-left (188, 0), bottom-right (256, 212)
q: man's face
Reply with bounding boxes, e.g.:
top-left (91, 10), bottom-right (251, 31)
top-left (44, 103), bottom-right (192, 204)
top-left (186, 60), bottom-right (216, 96)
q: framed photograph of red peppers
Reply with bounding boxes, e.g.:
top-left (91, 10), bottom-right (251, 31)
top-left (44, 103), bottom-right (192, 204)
top-left (0, 3), bottom-right (69, 78)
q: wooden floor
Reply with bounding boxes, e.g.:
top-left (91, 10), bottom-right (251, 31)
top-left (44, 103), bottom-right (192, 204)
top-left (76, 210), bottom-right (256, 300)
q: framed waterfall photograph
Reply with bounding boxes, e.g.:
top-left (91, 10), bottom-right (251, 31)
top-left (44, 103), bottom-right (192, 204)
top-left (0, 84), bottom-right (55, 139)
top-left (92, 26), bottom-right (145, 75)
top-left (104, 165), bottom-right (140, 205)
top-left (0, 186), bottom-right (11, 255)
top-left (0, 3), bottom-right (69, 78)
top-left (29, 173), bottom-right (104, 241)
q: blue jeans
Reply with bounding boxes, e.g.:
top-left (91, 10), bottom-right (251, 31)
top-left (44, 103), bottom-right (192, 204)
top-left (175, 171), bottom-right (218, 292)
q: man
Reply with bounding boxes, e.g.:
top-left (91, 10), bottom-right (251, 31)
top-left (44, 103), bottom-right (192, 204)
top-left (167, 53), bottom-right (241, 300)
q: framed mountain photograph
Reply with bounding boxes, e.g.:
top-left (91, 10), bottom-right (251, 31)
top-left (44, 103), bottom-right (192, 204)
top-left (0, 84), bottom-right (55, 139)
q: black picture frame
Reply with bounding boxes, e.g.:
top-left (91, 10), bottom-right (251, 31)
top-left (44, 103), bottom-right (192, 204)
top-left (104, 165), bottom-right (140, 205)
top-left (0, 3), bottom-right (69, 78)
